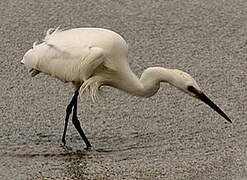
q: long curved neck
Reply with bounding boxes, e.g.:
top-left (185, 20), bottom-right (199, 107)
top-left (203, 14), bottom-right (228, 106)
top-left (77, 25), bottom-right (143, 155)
top-left (113, 67), bottom-right (174, 97)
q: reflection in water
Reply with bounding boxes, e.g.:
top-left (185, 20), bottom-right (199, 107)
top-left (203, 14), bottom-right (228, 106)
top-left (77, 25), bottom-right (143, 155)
top-left (10, 151), bottom-right (87, 158)
top-left (3, 144), bottom-right (156, 179)
top-left (9, 144), bottom-right (154, 158)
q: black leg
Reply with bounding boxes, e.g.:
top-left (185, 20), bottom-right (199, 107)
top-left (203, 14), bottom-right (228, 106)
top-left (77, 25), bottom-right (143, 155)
top-left (72, 91), bottom-right (92, 149)
top-left (61, 91), bottom-right (78, 145)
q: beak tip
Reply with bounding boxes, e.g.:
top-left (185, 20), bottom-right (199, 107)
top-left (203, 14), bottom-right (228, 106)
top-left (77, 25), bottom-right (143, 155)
top-left (218, 112), bottom-right (232, 124)
top-left (197, 92), bottom-right (232, 124)
top-left (222, 114), bottom-right (232, 123)
top-left (227, 118), bottom-right (232, 124)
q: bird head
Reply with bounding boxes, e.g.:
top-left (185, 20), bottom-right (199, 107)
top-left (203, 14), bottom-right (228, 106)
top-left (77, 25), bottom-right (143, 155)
top-left (169, 69), bottom-right (201, 97)
top-left (170, 69), bottom-right (232, 123)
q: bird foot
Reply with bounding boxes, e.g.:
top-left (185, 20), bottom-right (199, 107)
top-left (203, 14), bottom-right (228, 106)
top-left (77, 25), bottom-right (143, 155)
top-left (61, 139), bottom-right (66, 145)
top-left (60, 143), bottom-right (73, 151)
top-left (84, 146), bottom-right (94, 151)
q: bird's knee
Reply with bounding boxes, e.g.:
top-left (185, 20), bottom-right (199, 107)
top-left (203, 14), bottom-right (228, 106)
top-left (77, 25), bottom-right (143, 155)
top-left (66, 104), bottom-right (73, 114)
top-left (72, 116), bottom-right (80, 126)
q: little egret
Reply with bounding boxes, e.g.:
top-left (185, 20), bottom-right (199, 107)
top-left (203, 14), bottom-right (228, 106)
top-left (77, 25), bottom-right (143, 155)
top-left (21, 27), bottom-right (232, 149)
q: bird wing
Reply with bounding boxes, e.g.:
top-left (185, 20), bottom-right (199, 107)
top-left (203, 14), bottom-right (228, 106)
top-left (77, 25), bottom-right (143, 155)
top-left (77, 46), bottom-right (105, 80)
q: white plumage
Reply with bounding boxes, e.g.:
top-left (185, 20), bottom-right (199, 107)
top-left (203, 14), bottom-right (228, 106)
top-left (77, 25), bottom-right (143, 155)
top-left (22, 28), bottom-right (130, 101)
top-left (21, 27), bottom-right (231, 149)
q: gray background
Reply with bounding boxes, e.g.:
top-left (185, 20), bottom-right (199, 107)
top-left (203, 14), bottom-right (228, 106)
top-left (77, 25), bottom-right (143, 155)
top-left (0, 0), bottom-right (246, 179)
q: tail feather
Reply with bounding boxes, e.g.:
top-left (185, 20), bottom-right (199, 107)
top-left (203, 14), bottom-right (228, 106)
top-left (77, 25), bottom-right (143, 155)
top-left (79, 76), bottom-right (103, 102)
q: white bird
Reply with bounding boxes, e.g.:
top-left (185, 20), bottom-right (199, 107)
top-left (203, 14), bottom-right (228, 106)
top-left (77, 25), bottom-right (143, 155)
top-left (21, 27), bottom-right (232, 149)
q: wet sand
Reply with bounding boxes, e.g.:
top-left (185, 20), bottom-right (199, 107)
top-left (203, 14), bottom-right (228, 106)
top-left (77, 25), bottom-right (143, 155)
top-left (0, 0), bottom-right (246, 179)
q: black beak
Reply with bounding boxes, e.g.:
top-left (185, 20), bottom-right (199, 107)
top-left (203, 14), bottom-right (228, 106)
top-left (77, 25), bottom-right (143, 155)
top-left (188, 86), bottom-right (232, 123)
